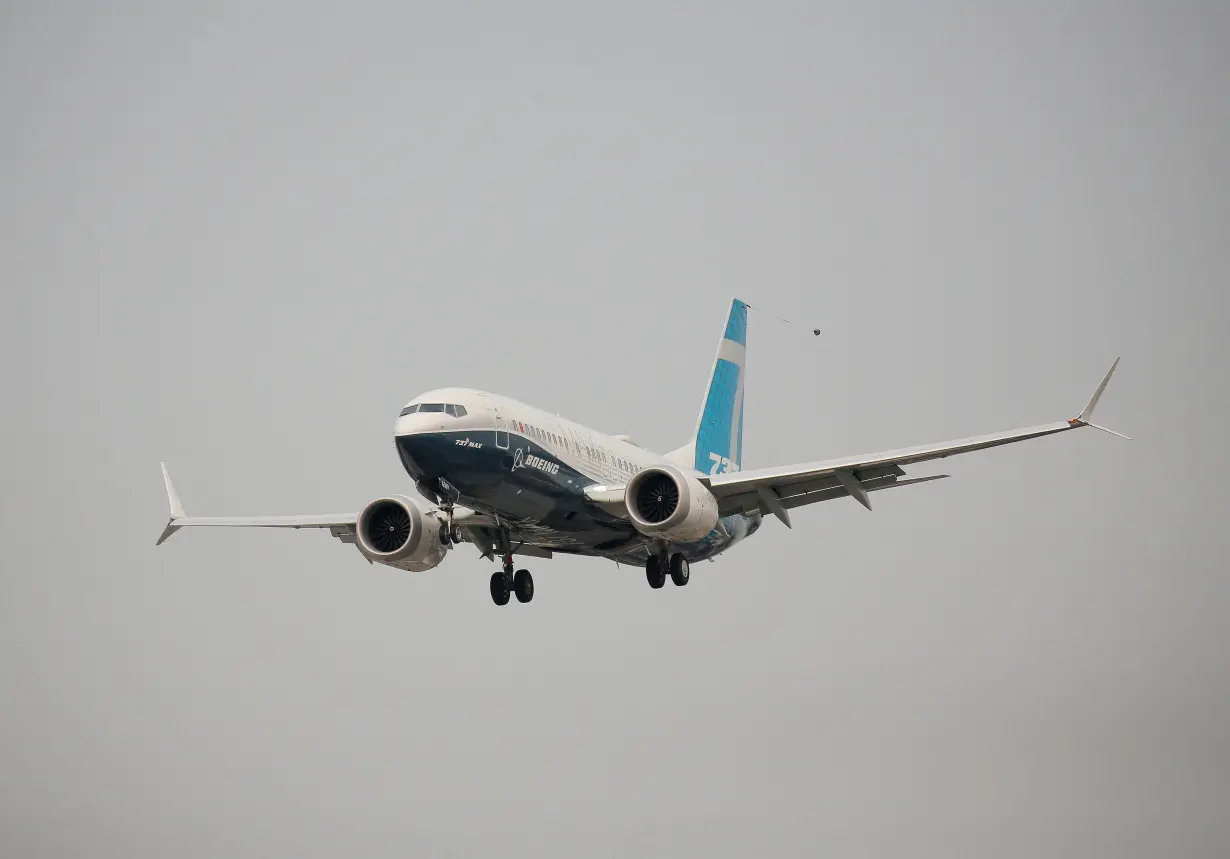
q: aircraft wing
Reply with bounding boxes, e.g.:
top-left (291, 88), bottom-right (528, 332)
top-left (702, 359), bottom-right (1127, 527)
top-left (153, 465), bottom-right (356, 544)
top-left (152, 465), bottom-right (562, 564)
top-left (154, 464), bottom-right (505, 546)
top-left (157, 512), bottom-right (359, 544)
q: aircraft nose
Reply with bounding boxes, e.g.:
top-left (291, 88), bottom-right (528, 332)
top-left (394, 412), bottom-right (448, 436)
top-left (393, 400), bottom-right (485, 437)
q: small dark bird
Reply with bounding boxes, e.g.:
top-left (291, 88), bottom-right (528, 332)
top-left (813, 329), bottom-right (822, 336)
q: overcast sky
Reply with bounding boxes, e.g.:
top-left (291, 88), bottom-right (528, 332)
top-left (3, 2), bottom-right (1228, 856)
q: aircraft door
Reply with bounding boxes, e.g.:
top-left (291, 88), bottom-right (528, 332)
top-left (482, 395), bottom-right (509, 449)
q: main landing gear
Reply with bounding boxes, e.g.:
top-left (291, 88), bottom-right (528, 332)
top-left (490, 553), bottom-right (534, 606)
top-left (646, 551), bottom-right (690, 589)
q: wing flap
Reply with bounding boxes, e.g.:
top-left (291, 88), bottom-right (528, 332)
top-left (777, 474), bottom-right (949, 512)
top-left (720, 472), bottom-right (946, 516)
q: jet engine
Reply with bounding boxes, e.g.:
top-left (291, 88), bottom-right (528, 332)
top-left (355, 495), bottom-right (450, 571)
top-left (625, 464), bottom-right (719, 542)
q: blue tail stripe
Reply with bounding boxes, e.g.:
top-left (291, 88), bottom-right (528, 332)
top-left (724, 300), bottom-right (748, 345)
top-left (694, 299), bottom-right (747, 474)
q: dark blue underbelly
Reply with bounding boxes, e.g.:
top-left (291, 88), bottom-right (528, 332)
top-left (394, 429), bottom-right (761, 562)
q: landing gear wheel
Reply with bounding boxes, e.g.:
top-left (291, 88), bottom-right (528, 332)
top-left (489, 571), bottom-right (511, 606)
top-left (513, 569), bottom-right (535, 603)
top-left (669, 553), bottom-right (690, 587)
top-left (645, 555), bottom-right (666, 589)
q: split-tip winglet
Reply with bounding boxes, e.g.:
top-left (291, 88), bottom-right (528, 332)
top-left (156, 462), bottom-right (185, 545)
top-left (1069, 358), bottom-right (1130, 439)
top-left (160, 462), bottom-right (184, 518)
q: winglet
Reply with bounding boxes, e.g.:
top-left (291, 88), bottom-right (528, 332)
top-left (161, 462), bottom-right (185, 518)
top-left (1078, 357), bottom-right (1119, 423)
top-left (1069, 358), bottom-right (1130, 439)
top-left (156, 462), bottom-right (185, 545)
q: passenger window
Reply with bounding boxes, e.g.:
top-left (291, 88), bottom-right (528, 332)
top-left (399, 404), bottom-right (419, 416)
top-left (419, 403), bottom-right (445, 413)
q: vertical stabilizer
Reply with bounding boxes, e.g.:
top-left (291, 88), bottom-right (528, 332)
top-left (666, 299), bottom-right (748, 475)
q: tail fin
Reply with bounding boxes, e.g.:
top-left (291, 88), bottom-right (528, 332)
top-left (666, 299), bottom-right (749, 475)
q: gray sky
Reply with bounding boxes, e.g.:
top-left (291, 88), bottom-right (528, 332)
top-left (4, 2), bottom-right (1228, 856)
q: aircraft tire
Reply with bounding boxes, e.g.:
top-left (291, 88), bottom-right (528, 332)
top-left (646, 556), bottom-right (666, 589)
top-left (669, 554), bottom-right (690, 587)
top-left (490, 572), bottom-right (511, 606)
top-left (514, 569), bottom-right (534, 603)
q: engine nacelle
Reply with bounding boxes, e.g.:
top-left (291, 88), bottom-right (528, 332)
top-left (354, 494), bottom-right (449, 571)
top-left (625, 464), bottom-right (719, 542)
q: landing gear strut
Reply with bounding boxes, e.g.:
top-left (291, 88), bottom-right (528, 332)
top-left (490, 544), bottom-right (534, 606)
top-left (439, 503), bottom-right (462, 546)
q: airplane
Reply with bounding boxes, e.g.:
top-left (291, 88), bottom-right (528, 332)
top-left (156, 298), bottom-right (1126, 605)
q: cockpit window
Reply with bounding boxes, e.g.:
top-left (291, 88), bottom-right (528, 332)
top-left (402, 402), bottom-right (467, 417)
